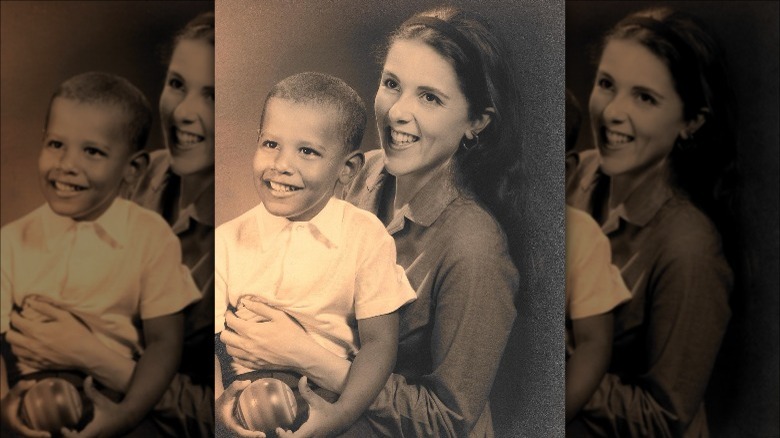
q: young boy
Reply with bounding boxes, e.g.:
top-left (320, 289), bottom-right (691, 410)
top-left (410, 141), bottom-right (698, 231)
top-left (0, 72), bottom-right (201, 436)
top-left (214, 72), bottom-right (416, 436)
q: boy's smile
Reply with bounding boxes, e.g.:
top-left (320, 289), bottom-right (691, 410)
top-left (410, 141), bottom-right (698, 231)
top-left (39, 98), bottom-right (136, 221)
top-left (253, 98), bottom-right (352, 222)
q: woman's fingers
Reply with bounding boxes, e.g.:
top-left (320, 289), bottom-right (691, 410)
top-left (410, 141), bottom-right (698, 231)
top-left (297, 376), bottom-right (326, 409)
top-left (25, 298), bottom-right (68, 320)
top-left (239, 299), bottom-right (283, 321)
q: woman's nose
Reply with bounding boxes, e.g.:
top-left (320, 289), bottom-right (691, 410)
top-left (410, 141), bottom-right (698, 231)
top-left (173, 91), bottom-right (199, 123)
top-left (388, 93), bottom-right (413, 123)
top-left (602, 93), bottom-right (629, 123)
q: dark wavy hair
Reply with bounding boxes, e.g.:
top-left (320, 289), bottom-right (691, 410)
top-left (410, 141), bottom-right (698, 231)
top-left (162, 11), bottom-right (214, 64)
top-left (380, 6), bottom-right (535, 282)
top-left (599, 7), bottom-right (738, 235)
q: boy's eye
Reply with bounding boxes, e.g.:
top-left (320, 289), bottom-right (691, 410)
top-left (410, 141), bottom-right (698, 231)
top-left (299, 147), bottom-right (320, 157)
top-left (84, 147), bottom-right (106, 157)
top-left (204, 89), bottom-right (215, 103)
top-left (261, 140), bottom-right (278, 149)
top-left (46, 140), bottom-right (63, 149)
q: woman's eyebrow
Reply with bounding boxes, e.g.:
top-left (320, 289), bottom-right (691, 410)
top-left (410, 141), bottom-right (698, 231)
top-left (419, 85), bottom-right (450, 100)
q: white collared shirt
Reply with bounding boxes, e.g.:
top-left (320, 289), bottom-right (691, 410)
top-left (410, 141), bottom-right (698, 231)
top-left (215, 197), bottom-right (416, 365)
top-left (1, 198), bottom-right (201, 368)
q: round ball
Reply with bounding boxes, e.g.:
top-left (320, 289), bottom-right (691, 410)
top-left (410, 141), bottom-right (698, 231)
top-left (21, 378), bottom-right (83, 434)
top-left (236, 378), bottom-right (297, 433)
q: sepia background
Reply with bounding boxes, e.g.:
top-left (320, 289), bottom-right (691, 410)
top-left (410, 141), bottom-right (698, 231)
top-left (215, 0), bottom-right (565, 436)
top-left (566, 2), bottom-right (779, 436)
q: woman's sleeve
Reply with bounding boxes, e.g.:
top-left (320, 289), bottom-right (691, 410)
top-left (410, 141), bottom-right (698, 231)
top-left (365, 228), bottom-right (519, 437)
top-left (581, 232), bottom-right (732, 437)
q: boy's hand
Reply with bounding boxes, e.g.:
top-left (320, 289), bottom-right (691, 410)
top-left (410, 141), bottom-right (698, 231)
top-left (60, 377), bottom-right (130, 438)
top-left (215, 380), bottom-right (266, 438)
top-left (277, 377), bottom-right (344, 438)
top-left (0, 380), bottom-right (52, 438)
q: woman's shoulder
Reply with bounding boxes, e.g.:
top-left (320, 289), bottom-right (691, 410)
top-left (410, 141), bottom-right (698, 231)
top-left (438, 195), bottom-right (510, 257)
top-left (654, 196), bottom-right (725, 258)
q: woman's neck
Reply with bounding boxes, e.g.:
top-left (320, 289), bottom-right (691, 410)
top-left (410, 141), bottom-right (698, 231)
top-left (179, 167), bottom-right (215, 207)
top-left (608, 159), bottom-right (668, 209)
top-left (393, 159), bottom-right (454, 212)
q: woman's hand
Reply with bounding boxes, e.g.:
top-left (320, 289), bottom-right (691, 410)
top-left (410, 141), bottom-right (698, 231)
top-left (220, 300), bottom-right (314, 372)
top-left (6, 298), bottom-right (101, 371)
top-left (215, 380), bottom-right (265, 438)
top-left (277, 377), bottom-right (345, 438)
top-left (1, 380), bottom-right (51, 438)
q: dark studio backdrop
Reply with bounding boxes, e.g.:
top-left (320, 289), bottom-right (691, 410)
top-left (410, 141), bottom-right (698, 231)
top-left (216, 0), bottom-right (565, 436)
top-left (566, 2), bottom-right (779, 436)
top-left (0, 1), bottom-right (214, 226)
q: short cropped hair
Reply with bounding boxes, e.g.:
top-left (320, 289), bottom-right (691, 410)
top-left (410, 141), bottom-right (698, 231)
top-left (45, 72), bottom-right (153, 152)
top-left (260, 72), bottom-right (367, 152)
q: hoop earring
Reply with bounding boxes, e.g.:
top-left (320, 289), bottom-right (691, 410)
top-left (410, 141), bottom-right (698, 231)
top-left (675, 131), bottom-right (696, 151)
top-left (461, 132), bottom-right (479, 151)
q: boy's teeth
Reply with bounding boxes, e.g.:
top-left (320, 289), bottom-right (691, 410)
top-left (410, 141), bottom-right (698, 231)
top-left (269, 181), bottom-right (299, 192)
top-left (176, 129), bottom-right (204, 144)
top-left (391, 129), bottom-right (419, 144)
top-left (606, 130), bottom-right (632, 145)
top-left (54, 181), bottom-right (84, 192)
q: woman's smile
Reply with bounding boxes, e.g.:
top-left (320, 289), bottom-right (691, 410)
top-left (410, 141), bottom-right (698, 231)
top-left (387, 127), bottom-right (420, 150)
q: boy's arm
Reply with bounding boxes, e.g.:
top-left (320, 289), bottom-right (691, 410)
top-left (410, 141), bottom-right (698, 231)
top-left (566, 312), bottom-right (613, 423)
top-left (293, 312), bottom-right (398, 437)
top-left (76, 312), bottom-right (184, 437)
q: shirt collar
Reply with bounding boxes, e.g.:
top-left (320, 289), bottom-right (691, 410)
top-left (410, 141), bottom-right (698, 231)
top-left (256, 198), bottom-right (342, 252)
top-left (41, 197), bottom-right (129, 249)
top-left (405, 165), bottom-right (460, 227)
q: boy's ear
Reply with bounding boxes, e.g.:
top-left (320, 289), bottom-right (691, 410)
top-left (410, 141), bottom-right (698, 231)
top-left (123, 150), bottom-right (149, 185)
top-left (338, 151), bottom-right (365, 185)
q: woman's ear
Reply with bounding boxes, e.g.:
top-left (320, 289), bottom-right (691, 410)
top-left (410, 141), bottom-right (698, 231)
top-left (338, 151), bottom-right (365, 185)
top-left (467, 107), bottom-right (495, 138)
top-left (681, 107), bottom-right (708, 139)
top-left (123, 150), bottom-right (149, 185)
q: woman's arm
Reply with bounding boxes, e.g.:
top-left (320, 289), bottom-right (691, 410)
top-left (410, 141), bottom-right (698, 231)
top-left (566, 313), bottom-right (613, 423)
top-left (581, 244), bottom-right (732, 436)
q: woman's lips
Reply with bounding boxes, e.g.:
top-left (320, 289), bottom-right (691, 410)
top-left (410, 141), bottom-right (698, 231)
top-left (602, 127), bottom-right (634, 150)
top-left (172, 128), bottom-right (205, 150)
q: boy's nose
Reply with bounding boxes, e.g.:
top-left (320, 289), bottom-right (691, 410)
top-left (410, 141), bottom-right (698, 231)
top-left (56, 148), bottom-right (79, 173)
top-left (272, 149), bottom-right (293, 174)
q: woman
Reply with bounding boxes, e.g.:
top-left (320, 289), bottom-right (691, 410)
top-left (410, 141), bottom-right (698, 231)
top-left (6, 12), bottom-right (216, 438)
top-left (218, 6), bottom-right (526, 437)
top-left (565, 8), bottom-right (735, 437)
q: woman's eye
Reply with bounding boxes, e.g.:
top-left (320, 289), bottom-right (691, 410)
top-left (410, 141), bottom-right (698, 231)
top-left (168, 77), bottom-right (184, 90)
top-left (383, 78), bottom-right (399, 90)
top-left (597, 78), bottom-right (613, 90)
top-left (421, 92), bottom-right (442, 105)
top-left (637, 93), bottom-right (657, 105)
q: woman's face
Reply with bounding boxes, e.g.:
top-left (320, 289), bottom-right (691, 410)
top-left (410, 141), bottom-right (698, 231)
top-left (159, 38), bottom-right (215, 177)
top-left (375, 38), bottom-right (478, 181)
top-left (589, 38), bottom-right (689, 179)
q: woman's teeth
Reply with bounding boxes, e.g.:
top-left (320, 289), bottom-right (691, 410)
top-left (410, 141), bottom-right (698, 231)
top-left (53, 181), bottom-right (85, 192)
top-left (390, 129), bottom-right (419, 145)
top-left (268, 181), bottom-right (300, 192)
top-left (176, 129), bottom-right (205, 145)
top-left (605, 129), bottom-right (633, 145)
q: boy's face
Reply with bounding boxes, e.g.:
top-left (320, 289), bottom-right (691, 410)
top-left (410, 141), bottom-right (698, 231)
top-left (39, 98), bottom-right (138, 221)
top-left (254, 98), bottom-right (356, 222)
